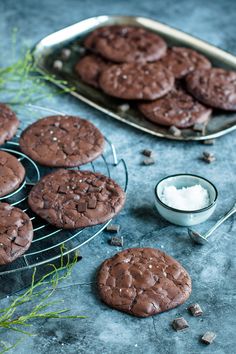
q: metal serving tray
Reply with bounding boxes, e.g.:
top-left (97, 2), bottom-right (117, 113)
top-left (33, 15), bottom-right (236, 141)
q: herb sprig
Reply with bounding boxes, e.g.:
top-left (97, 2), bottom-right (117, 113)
top-left (0, 250), bottom-right (84, 353)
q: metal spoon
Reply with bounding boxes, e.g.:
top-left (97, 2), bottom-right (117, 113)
top-left (188, 202), bottom-right (236, 245)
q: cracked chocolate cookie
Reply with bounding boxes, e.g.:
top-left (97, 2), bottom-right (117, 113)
top-left (186, 68), bottom-right (236, 110)
top-left (97, 247), bottom-right (192, 317)
top-left (160, 47), bottom-right (211, 79)
top-left (139, 87), bottom-right (212, 128)
top-left (28, 169), bottom-right (126, 229)
top-left (19, 115), bottom-right (105, 167)
top-left (0, 203), bottom-right (33, 265)
top-left (75, 54), bottom-right (111, 88)
top-left (0, 104), bottom-right (19, 145)
top-left (84, 25), bottom-right (167, 63)
top-left (99, 62), bottom-right (174, 100)
top-left (0, 151), bottom-right (25, 197)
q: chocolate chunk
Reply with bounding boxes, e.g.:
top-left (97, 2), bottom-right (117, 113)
top-left (202, 139), bottom-right (215, 145)
top-left (201, 331), bottom-right (217, 344)
top-left (169, 125), bottom-right (182, 137)
top-left (188, 303), bottom-right (203, 317)
top-left (172, 317), bottom-right (189, 331)
top-left (142, 149), bottom-right (153, 157)
top-left (77, 202), bottom-right (87, 213)
top-left (202, 151), bottom-right (216, 163)
top-left (87, 197), bottom-right (97, 209)
top-left (106, 224), bottom-right (120, 233)
top-left (143, 157), bottom-right (155, 165)
top-left (110, 236), bottom-right (123, 247)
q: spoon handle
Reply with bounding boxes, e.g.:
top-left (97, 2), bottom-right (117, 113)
top-left (205, 202), bottom-right (236, 239)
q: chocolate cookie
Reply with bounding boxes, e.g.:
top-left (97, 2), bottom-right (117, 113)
top-left (0, 104), bottom-right (19, 145)
top-left (75, 54), bottom-right (110, 88)
top-left (19, 115), bottom-right (105, 167)
top-left (84, 25), bottom-right (167, 63)
top-left (99, 63), bottom-right (174, 100)
top-left (28, 169), bottom-right (126, 229)
top-left (160, 47), bottom-right (211, 79)
top-left (0, 203), bottom-right (33, 265)
top-left (186, 68), bottom-right (236, 110)
top-left (139, 87), bottom-right (212, 128)
top-left (97, 248), bottom-right (192, 317)
top-left (0, 151), bottom-right (25, 197)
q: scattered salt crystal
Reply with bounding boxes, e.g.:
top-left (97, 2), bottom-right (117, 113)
top-left (161, 184), bottom-right (210, 211)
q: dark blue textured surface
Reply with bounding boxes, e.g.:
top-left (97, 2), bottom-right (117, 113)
top-left (0, 1), bottom-right (236, 353)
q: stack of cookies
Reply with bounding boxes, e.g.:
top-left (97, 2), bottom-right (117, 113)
top-left (0, 106), bottom-right (126, 265)
top-left (75, 25), bottom-right (236, 129)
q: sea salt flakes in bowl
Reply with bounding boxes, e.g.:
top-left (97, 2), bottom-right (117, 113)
top-left (154, 174), bottom-right (218, 226)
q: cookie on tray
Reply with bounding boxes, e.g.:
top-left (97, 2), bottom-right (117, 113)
top-left (186, 68), bottom-right (236, 110)
top-left (28, 169), bottom-right (126, 229)
top-left (97, 247), bottom-right (192, 317)
top-left (84, 25), bottom-right (167, 63)
top-left (19, 115), bottom-right (105, 167)
top-left (139, 86), bottom-right (212, 128)
top-left (160, 47), bottom-right (211, 79)
top-left (0, 203), bottom-right (33, 265)
top-left (99, 62), bottom-right (174, 100)
top-left (75, 54), bottom-right (111, 88)
top-left (0, 104), bottom-right (19, 145)
top-left (0, 151), bottom-right (25, 197)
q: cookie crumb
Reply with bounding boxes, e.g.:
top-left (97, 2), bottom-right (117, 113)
top-left (193, 122), bottom-right (207, 134)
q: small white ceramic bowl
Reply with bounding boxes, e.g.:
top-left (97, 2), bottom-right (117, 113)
top-left (154, 174), bottom-right (218, 226)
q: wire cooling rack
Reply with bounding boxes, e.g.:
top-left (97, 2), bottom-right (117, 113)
top-left (0, 104), bottom-right (128, 275)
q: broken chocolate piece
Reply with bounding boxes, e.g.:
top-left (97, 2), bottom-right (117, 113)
top-left (172, 317), bottom-right (189, 331)
top-left (169, 125), bottom-right (182, 137)
top-left (142, 149), bottom-right (153, 157)
top-left (201, 331), bottom-right (216, 344)
top-left (202, 151), bottom-right (216, 163)
top-left (88, 197), bottom-right (97, 209)
top-left (188, 303), bottom-right (203, 317)
top-left (202, 139), bottom-right (215, 145)
top-left (110, 236), bottom-right (123, 247)
top-left (143, 157), bottom-right (155, 165)
top-left (193, 122), bottom-right (207, 134)
top-left (106, 224), bottom-right (120, 233)
top-left (77, 202), bottom-right (87, 212)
